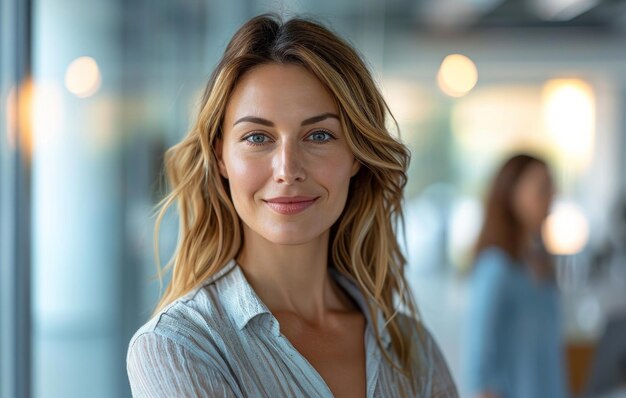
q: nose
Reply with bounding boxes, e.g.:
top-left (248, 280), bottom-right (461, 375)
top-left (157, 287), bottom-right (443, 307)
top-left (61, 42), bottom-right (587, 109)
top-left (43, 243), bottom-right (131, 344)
top-left (273, 141), bottom-right (306, 185)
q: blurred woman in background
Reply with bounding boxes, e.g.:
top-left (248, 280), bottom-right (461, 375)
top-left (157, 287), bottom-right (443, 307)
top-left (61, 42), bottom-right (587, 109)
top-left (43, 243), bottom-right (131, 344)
top-left (463, 154), bottom-right (569, 398)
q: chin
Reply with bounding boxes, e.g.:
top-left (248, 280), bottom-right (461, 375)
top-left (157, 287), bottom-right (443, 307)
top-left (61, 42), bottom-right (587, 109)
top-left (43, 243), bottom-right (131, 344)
top-left (253, 222), bottom-right (328, 246)
top-left (262, 231), bottom-right (321, 246)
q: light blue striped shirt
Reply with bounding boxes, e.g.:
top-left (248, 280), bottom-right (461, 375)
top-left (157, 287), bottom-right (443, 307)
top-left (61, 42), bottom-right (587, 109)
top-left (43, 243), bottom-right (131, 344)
top-left (462, 247), bottom-right (569, 398)
top-left (127, 259), bottom-right (458, 397)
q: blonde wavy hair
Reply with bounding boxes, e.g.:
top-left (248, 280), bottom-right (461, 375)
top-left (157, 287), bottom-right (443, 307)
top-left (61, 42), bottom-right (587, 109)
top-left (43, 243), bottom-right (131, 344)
top-left (154, 13), bottom-right (423, 392)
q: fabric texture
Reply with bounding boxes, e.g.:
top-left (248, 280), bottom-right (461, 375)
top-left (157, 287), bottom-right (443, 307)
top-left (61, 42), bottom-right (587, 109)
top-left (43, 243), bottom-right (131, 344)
top-left (127, 258), bottom-right (458, 397)
top-left (463, 246), bottom-right (569, 398)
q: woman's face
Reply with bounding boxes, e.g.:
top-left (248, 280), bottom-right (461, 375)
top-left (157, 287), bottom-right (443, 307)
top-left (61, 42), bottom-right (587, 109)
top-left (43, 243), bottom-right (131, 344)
top-left (512, 162), bottom-right (555, 234)
top-left (217, 63), bottom-right (360, 245)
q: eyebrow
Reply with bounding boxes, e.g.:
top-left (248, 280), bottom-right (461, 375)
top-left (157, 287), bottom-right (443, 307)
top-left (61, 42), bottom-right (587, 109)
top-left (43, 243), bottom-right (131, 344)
top-left (233, 112), bottom-right (339, 127)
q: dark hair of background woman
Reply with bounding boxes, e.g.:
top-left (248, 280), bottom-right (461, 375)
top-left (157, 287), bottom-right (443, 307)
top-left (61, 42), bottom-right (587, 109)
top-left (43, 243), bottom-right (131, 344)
top-left (474, 153), bottom-right (550, 264)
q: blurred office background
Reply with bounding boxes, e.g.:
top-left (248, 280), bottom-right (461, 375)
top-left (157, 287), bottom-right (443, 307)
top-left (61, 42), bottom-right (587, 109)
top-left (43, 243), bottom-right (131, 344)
top-left (2, 0), bottom-right (626, 397)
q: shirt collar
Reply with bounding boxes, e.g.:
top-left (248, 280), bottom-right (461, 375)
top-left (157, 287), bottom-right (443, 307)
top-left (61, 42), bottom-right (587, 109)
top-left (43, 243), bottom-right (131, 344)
top-left (214, 259), bottom-right (392, 348)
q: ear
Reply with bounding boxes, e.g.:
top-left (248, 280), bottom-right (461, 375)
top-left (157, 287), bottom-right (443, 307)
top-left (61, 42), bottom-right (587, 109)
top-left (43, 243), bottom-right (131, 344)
top-left (214, 138), bottom-right (228, 179)
top-left (350, 158), bottom-right (361, 177)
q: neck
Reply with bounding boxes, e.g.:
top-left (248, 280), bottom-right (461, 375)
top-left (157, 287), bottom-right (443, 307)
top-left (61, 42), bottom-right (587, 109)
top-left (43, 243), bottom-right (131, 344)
top-left (521, 227), bottom-right (542, 253)
top-left (521, 228), bottom-right (554, 281)
top-left (236, 226), bottom-right (353, 326)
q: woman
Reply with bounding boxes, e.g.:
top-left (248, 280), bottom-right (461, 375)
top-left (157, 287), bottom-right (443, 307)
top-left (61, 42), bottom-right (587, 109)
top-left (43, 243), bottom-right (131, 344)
top-left (126, 14), bottom-right (458, 398)
top-left (463, 154), bottom-right (569, 398)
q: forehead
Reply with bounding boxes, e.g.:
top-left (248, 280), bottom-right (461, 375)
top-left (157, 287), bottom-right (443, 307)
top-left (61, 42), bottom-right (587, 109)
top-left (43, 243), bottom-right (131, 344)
top-left (224, 63), bottom-right (338, 124)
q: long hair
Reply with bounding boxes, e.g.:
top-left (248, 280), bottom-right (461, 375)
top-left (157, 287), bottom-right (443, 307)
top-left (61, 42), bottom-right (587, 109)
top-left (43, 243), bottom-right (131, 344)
top-left (474, 153), bottom-right (549, 262)
top-left (153, 13), bottom-right (422, 390)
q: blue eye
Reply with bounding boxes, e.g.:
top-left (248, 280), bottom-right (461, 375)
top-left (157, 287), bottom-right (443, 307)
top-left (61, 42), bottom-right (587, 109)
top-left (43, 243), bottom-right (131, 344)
top-left (244, 133), bottom-right (270, 146)
top-left (307, 130), bottom-right (334, 143)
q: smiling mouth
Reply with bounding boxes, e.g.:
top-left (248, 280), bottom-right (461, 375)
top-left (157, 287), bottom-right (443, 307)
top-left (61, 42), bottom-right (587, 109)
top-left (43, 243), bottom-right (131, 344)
top-left (263, 197), bottom-right (319, 215)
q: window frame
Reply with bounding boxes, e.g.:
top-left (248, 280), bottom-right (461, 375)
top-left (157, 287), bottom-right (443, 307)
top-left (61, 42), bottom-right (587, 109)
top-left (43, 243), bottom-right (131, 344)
top-left (0, 0), bottom-right (33, 397)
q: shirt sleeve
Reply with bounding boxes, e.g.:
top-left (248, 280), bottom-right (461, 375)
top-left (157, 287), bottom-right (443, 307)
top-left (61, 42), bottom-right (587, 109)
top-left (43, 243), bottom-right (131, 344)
top-left (464, 249), bottom-right (511, 395)
top-left (127, 332), bottom-right (238, 398)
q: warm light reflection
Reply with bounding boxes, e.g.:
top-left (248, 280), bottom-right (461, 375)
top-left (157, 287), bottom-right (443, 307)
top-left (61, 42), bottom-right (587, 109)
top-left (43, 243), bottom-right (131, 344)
top-left (451, 86), bottom-right (542, 152)
top-left (382, 79), bottom-right (432, 123)
top-left (65, 56), bottom-right (101, 98)
top-left (543, 202), bottom-right (589, 255)
top-left (33, 82), bottom-right (64, 148)
top-left (5, 80), bottom-right (34, 158)
top-left (437, 54), bottom-right (478, 98)
top-left (381, 78), bottom-right (433, 140)
top-left (542, 79), bottom-right (595, 171)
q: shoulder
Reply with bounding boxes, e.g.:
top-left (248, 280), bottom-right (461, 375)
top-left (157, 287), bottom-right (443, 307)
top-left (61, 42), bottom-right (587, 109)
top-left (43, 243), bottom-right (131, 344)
top-left (396, 313), bottom-right (458, 397)
top-left (126, 316), bottom-right (241, 397)
top-left (396, 313), bottom-right (444, 365)
top-left (127, 260), bottom-right (239, 366)
top-left (472, 246), bottom-right (518, 283)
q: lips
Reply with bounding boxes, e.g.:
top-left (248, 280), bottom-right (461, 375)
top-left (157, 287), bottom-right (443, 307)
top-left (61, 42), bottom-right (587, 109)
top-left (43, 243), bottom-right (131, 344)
top-left (263, 196), bottom-right (318, 215)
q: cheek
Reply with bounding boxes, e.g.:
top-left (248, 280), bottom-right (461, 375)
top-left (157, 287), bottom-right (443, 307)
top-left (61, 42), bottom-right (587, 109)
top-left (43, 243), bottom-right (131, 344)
top-left (319, 154), bottom-right (355, 200)
top-left (224, 152), bottom-right (268, 201)
top-left (513, 191), bottom-right (532, 220)
top-left (516, 191), bottom-right (547, 227)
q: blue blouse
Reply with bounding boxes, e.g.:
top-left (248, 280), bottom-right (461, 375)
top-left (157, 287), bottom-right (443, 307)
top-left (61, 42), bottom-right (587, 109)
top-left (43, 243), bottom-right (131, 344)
top-left (127, 258), bottom-right (458, 397)
top-left (463, 246), bottom-right (569, 398)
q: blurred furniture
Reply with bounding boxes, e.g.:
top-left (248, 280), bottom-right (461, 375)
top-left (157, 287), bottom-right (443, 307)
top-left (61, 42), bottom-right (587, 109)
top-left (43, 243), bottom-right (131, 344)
top-left (583, 313), bottom-right (626, 398)
top-left (567, 341), bottom-right (597, 396)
